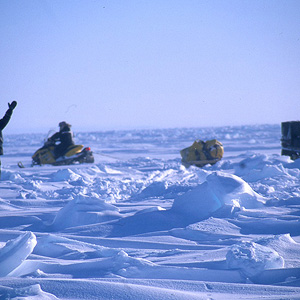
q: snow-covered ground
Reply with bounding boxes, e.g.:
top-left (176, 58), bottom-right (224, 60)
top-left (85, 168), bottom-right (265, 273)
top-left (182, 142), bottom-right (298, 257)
top-left (1, 124), bottom-right (300, 299)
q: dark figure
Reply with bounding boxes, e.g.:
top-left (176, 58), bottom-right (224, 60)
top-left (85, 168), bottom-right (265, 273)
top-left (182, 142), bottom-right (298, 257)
top-left (0, 101), bottom-right (17, 178)
top-left (48, 121), bottom-right (75, 158)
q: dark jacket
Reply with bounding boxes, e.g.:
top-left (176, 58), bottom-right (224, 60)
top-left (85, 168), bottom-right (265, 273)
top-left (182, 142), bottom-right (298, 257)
top-left (0, 108), bottom-right (13, 155)
top-left (49, 125), bottom-right (75, 157)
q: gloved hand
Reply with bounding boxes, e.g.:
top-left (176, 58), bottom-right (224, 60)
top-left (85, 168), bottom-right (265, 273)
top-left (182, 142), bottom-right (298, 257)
top-left (8, 101), bottom-right (17, 110)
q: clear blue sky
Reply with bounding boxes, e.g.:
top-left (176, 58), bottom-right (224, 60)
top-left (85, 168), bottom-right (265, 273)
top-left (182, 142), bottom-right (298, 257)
top-left (1, 0), bottom-right (300, 133)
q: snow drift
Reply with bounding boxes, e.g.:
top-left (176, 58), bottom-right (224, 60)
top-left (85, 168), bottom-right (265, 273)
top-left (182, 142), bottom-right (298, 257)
top-left (171, 171), bottom-right (265, 221)
top-left (51, 193), bottom-right (121, 230)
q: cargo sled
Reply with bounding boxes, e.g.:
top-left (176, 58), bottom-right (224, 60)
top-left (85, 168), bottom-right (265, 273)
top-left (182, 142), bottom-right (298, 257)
top-left (180, 139), bottom-right (224, 168)
top-left (281, 121), bottom-right (300, 160)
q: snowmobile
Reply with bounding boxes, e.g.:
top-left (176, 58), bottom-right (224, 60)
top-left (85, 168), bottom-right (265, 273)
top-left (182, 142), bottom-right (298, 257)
top-left (281, 121), bottom-right (300, 160)
top-left (31, 139), bottom-right (94, 166)
top-left (180, 139), bottom-right (224, 168)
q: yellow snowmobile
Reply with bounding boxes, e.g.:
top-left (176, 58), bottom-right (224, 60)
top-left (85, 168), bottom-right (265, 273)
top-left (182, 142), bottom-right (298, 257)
top-left (31, 140), bottom-right (94, 166)
top-left (180, 139), bottom-right (224, 168)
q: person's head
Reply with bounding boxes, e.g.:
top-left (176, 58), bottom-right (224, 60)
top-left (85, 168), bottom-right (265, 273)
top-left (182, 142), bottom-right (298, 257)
top-left (59, 121), bottom-right (71, 130)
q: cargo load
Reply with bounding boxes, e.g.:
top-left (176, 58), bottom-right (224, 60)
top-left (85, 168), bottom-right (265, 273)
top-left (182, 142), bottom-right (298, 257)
top-left (180, 139), bottom-right (224, 168)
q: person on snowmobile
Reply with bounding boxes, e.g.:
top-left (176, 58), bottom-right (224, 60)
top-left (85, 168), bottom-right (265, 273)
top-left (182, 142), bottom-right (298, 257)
top-left (48, 121), bottom-right (75, 158)
top-left (0, 101), bottom-right (17, 178)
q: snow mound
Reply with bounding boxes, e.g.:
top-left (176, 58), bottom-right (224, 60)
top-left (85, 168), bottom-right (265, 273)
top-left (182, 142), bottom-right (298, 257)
top-left (257, 233), bottom-right (297, 247)
top-left (0, 199), bottom-right (20, 211)
top-left (226, 241), bottom-right (284, 277)
top-left (0, 170), bottom-right (26, 183)
top-left (244, 164), bottom-right (290, 182)
top-left (285, 157), bottom-right (300, 169)
top-left (135, 180), bottom-right (191, 200)
top-left (234, 154), bottom-right (270, 176)
top-left (52, 168), bottom-right (81, 182)
top-left (114, 250), bottom-right (155, 277)
top-left (0, 232), bottom-right (37, 276)
top-left (51, 193), bottom-right (121, 230)
top-left (34, 234), bottom-right (118, 259)
top-left (232, 154), bottom-right (293, 182)
top-left (255, 234), bottom-right (300, 266)
top-left (170, 217), bottom-right (241, 241)
top-left (0, 284), bottom-right (58, 299)
top-left (171, 172), bottom-right (265, 221)
top-left (104, 166), bottom-right (122, 174)
top-left (135, 206), bottom-right (166, 215)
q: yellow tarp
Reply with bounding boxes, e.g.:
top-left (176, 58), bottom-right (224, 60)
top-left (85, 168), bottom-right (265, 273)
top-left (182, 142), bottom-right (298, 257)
top-left (180, 139), bottom-right (224, 168)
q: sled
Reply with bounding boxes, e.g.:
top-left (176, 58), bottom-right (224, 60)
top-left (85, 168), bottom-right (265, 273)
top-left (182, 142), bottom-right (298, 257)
top-left (180, 139), bottom-right (224, 168)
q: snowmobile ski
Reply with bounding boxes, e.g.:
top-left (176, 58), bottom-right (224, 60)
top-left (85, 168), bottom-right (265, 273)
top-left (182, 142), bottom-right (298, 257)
top-left (17, 161), bottom-right (25, 168)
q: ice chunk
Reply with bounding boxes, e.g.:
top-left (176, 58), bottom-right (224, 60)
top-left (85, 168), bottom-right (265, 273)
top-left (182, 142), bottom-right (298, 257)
top-left (226, 241), bottom-right (284, 277)
top-left (0, 232), bottom-right (37, 276)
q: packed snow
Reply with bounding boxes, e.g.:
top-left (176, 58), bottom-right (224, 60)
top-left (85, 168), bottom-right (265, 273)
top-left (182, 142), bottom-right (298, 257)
top-left (0, 124), bottom-right (300, 299)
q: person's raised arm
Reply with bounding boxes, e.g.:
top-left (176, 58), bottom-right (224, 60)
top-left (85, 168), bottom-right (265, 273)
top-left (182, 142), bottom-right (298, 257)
top-left (0, 101), bottom-right (17, 130)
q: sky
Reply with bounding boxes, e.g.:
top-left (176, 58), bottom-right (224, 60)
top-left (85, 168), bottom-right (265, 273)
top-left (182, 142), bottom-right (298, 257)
top-left (0, 0), bottom-right (300, 133)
